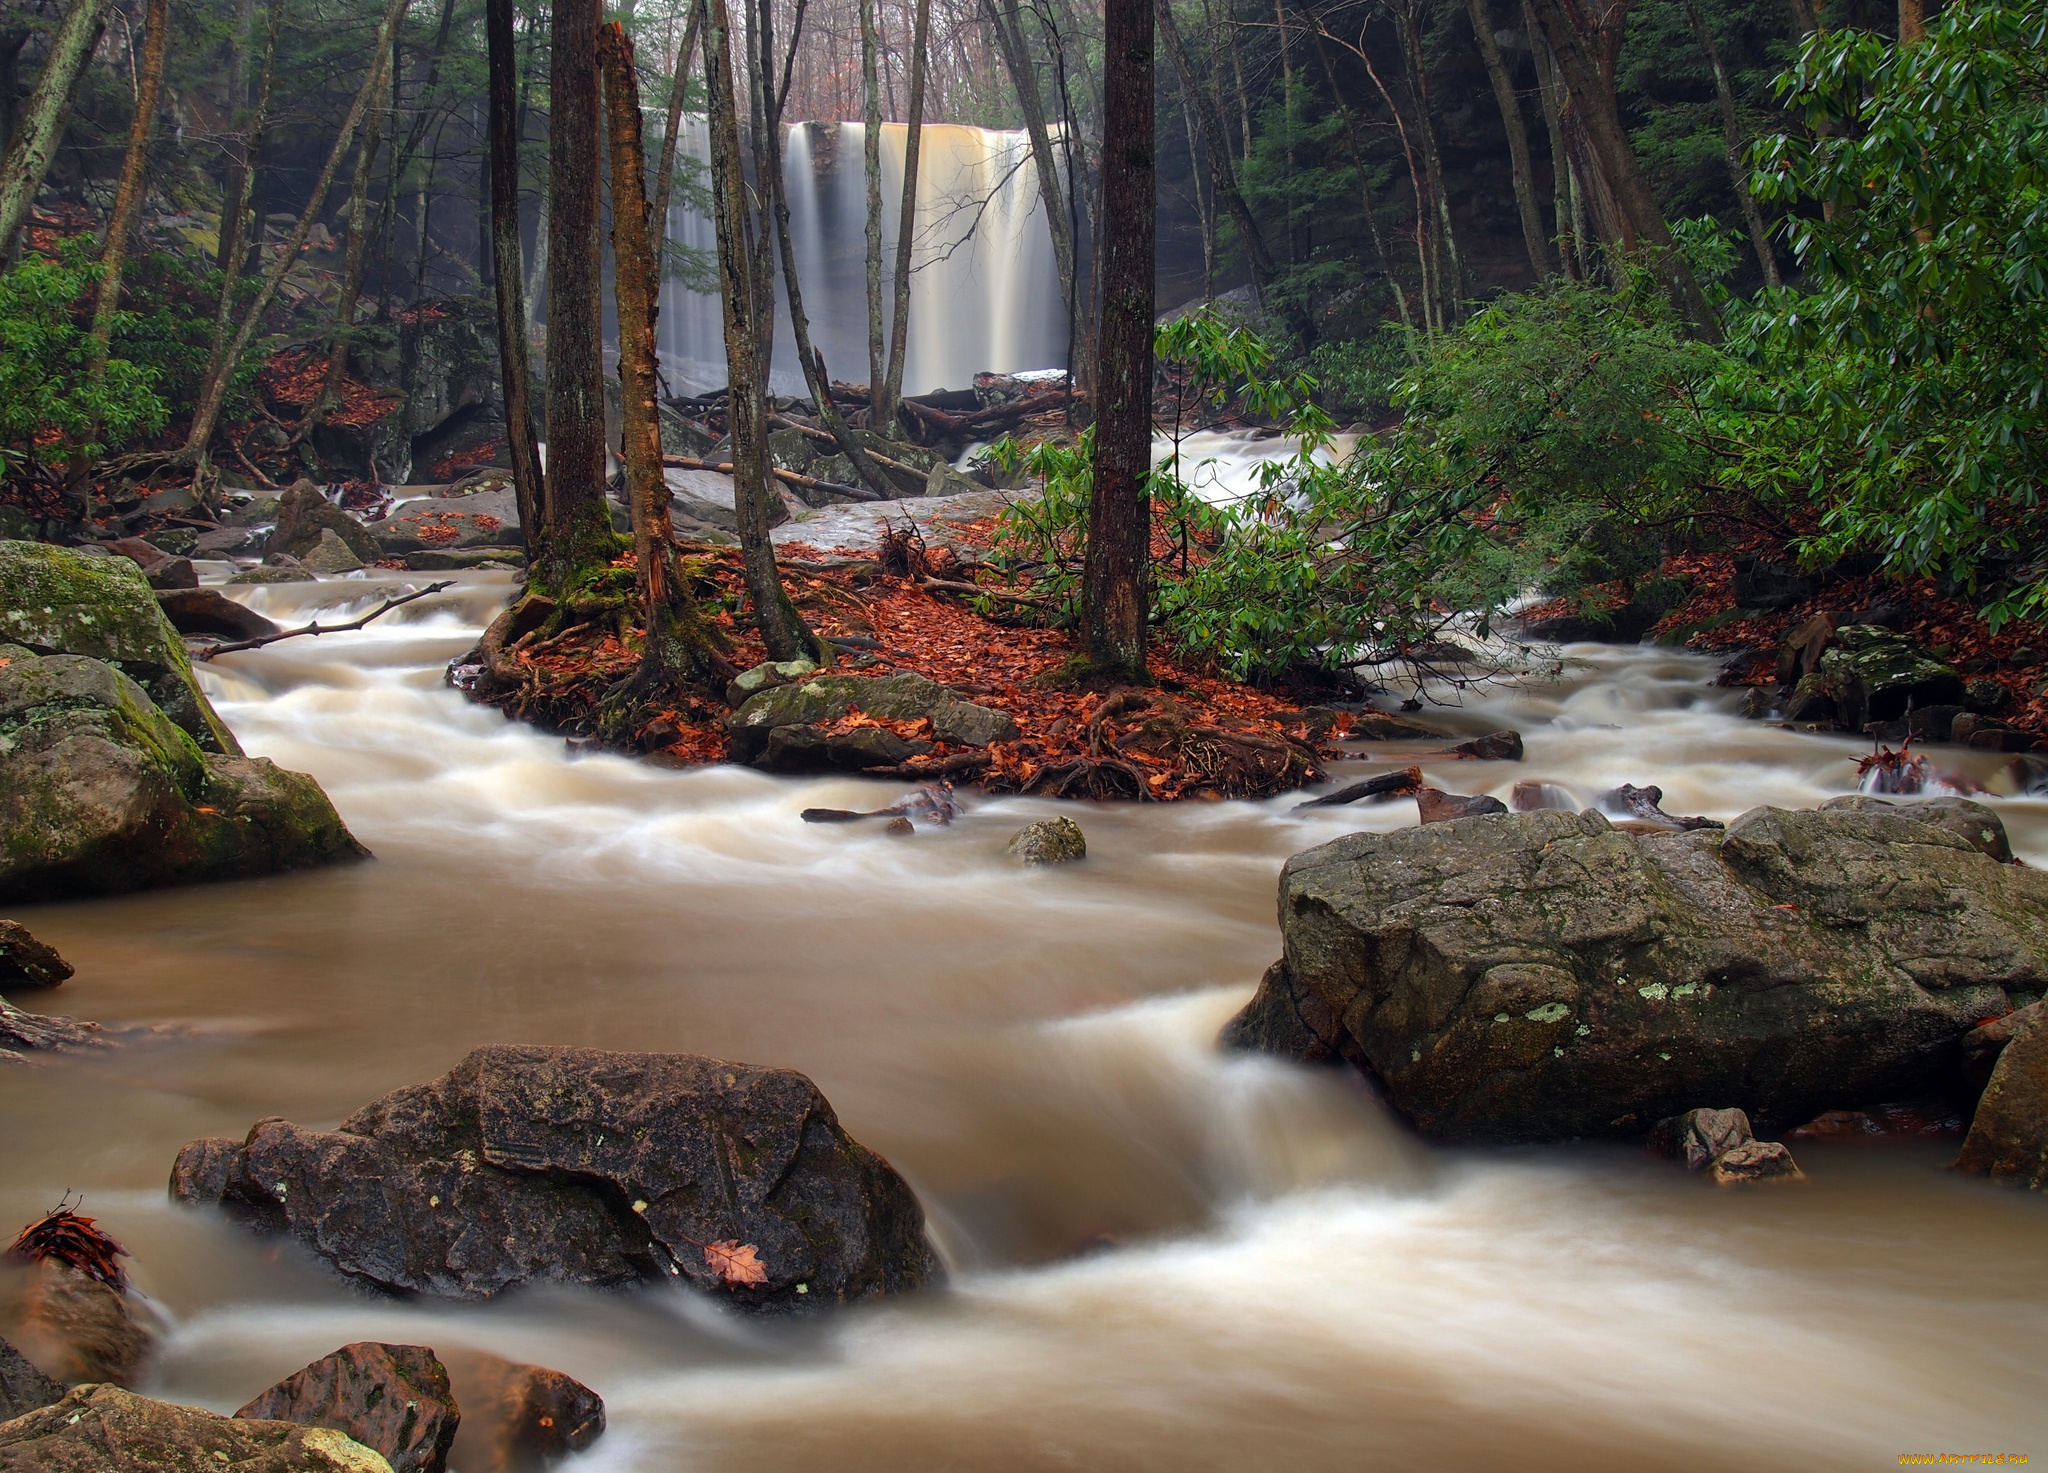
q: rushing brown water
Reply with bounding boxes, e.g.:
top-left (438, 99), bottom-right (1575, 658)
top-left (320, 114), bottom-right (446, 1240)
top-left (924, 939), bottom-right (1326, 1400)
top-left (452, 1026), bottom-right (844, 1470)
top-left (3, 569), bottom-right (2046, 1471)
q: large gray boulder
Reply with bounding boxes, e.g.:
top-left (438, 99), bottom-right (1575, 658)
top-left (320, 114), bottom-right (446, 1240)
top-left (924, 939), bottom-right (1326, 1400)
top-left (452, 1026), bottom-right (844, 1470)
top-left (0, 648), bottom-right (365, 902)
top-left (727, 671), bottom-right (1016, 772)
top-left (0, 540), bottom-right (238, 754)
top-left (171, 1045), bottom-right (939, 1312)
top-left (265, 482), bottom-right (382, 566)
top-left (1224, 804), bottom-right (2048, 1142)
top-left (0, 1384), bottom-right (392, 1472)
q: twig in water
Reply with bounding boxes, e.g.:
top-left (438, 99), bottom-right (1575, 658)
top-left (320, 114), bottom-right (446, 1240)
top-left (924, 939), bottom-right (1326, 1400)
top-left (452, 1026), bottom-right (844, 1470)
top-left (198, 580), bottom-right (454, 659)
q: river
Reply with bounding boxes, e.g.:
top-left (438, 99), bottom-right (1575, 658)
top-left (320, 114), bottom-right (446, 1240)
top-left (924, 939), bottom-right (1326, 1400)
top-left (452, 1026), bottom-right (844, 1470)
top-left (2, 570), bottom-right (2045, 1470)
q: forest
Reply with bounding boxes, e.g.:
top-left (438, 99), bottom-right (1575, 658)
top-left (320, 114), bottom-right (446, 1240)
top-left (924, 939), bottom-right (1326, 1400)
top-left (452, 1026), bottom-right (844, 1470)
top-left (0, 0), bottom-right (2038, 749)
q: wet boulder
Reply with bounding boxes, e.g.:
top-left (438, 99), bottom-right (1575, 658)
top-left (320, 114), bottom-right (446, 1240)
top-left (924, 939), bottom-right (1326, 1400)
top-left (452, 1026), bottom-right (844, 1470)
top-left (1956, 1005), bottom-right (2048, 1189)
top-left (0, 540), bottom-right (239, 754)
top-left (170, 1045), bottom-right (939, 1311)
top-left (0, 920), bottom-right (72, 989)
top-left (237, 1344), bottom-right (459, 1473)
top-left (728, 671), bottom-right (1015, 773)
top-left (1814, 625), bottom-right (1964, 731)
top-left (6, 1261), bottom-right (153, 1386)
top-left (266, 482), bottom-right (381, 566)
top-left (1414, 789), bottom-right (1508, 824)
top-left (154, 588), bottom-right (281, 642)
top-left (0, 1333), bottom-right (62, 1421)
top-left (1649, 1107), bottom-right (1803, 1184)
top-left (0, 1384), bottom-right (393, 1472)
top-left (0, 649), bottom-right (366, 903)
top-left (364, 487), bottom-right (519, 557)
top-left (1817, 795), bottom-right (2014, 864)
top-left (298, 530), bottom-right (367, 575)
top-left (1224, 805), bottom-right (2048, 1142)
top-left (439, 1350), bottom-right (604, 1472)
top-left (1007, 817), bottom-right (1086, 865)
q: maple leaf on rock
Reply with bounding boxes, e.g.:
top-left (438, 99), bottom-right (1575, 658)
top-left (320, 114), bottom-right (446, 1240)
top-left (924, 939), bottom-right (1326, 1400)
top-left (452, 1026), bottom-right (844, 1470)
top-left (704, 1239), bottom-right (768, 1286)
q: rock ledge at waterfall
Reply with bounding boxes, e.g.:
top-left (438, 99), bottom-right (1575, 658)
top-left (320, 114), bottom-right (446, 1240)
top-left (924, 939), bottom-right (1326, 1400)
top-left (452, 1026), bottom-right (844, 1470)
top-left (171, 1044), bottom-right (939, 1311)
top-left (1224, 802), bottom-right (2048, 1142)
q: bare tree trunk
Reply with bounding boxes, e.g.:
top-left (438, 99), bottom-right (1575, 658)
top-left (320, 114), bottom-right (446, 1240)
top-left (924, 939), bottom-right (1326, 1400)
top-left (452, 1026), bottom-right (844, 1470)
top-left (1395, 0), bottom-right (1465, 313)
top-left (304, 74), bottom-right (388, 441)
top-left (215, 0), bottom-right (255, 277)
top-left (862, 0), bottom-right (885, 398)
top-left (487, 0), bottom-right (545, 545)
top-left (649, 5), bottom-right (702, 270)
top-left (183, 0), bottom-right (408, 469)
top-left (697, 0), bottom-right (818, 662)
top-left (1156, 0), bottom-right (1274, 291)
top-left (86, 0), bottom-right (167, 373)
top-left (1462, 0), bottom-right (1551, 276)
top-left (1311, 31), bottom-right (1413, 331)
top-left (1681, 0), bottom-right (1778, 287)
top-left (600, 19), bottom-right (718, 683)
top-left (1527, 5), bottom-right (1578, 276)
top-left (1897, 0), bottom-right (1923, 44)
top-left (985, 0), bottom-right (1079, 361)
top-left (1080, 0), bottom-right (1154, 684)
top-left (0, 0), bottom-right (110, 254)
top-left (209, 0), bottom-right (282, 376)
top-left (1524, 0), bottom-right (1720, 338)
top-left (1324, 16), bottom-right (1437, 330)
top-left (877, 0), bottom-right (932, 427)
top-left (1182, 89), bottom-right (1213, 300)
top-left (538, 0), bottom-right (616, 589)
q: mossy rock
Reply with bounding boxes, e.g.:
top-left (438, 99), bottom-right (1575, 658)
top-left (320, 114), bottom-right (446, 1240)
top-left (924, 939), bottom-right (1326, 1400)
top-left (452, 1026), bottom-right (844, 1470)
top-left (1815, 625), bottom-right (1964, 730)
top-left (0, 1383), bottom-right (394, 1472)
top-left (0, 539), bottom-right (239, 755)
top-left (0, 651), bottom-right (367, 902)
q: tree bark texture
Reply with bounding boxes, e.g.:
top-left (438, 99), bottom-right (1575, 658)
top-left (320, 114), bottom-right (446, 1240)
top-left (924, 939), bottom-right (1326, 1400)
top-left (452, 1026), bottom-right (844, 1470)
top-left (486, 0), bottom-right (545, 545)
top-left (1081, 0), bottom-right (1154, 683)
top-left (87, 0), bottom-right (168, 374)
top-left (696, 0), bottom-right (817, 662)
top-left (1523, 0), bottom-right (1721, 338)
top-left (0, 0), bottom-right (110, 254)
top-left (1462, 0), bottom-right (1552, 276)
top-left (542, 0), bottom-right (615, 588)
top-left (877, 0), bottom-right (932, 427)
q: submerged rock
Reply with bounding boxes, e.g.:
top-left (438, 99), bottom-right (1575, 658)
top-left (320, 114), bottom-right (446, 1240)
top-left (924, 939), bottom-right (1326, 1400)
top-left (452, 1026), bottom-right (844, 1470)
top-left (728, 671), bottom-right (1015, 773)
top-left (1224, 805), bottom-right (2048, 1142)
top-left (170, 1045), bottom-right (939, 1310)
top-left (0, 1332), bottom-right (62, 1421)
top-left (0, 540), bottom-right (238, 754)
top-left (0, 997), bottom-right (108, 1057)
top-left (439, 1349), bottom-right (605, 1472)
top-left (0, 921), bottom-right (72, 989)
top-left (0, 1383), bottom-right (392, 1472)
top-left (1956, 1005), bottom-right (2048, 1188)
top-left (238, 1344), bottom-right (458, 1473)
top-left (0, 649), bottom-right (366, 902)
top-left (1007, 817), bottom-right (1086, 865)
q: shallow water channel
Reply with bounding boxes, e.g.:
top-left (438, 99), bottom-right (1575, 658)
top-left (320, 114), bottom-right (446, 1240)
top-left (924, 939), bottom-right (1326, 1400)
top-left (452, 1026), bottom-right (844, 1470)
top-left (3, 571), bottom-right (2046, 1471)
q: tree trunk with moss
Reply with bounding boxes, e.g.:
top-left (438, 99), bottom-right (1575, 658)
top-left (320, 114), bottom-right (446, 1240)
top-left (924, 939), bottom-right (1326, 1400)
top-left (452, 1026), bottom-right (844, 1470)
top-left (0, 0), bottom-right (110, 256)
top-left (697, 0), bottom-right (818, 663)
top-left (539, 0), bottom-right (618, 591)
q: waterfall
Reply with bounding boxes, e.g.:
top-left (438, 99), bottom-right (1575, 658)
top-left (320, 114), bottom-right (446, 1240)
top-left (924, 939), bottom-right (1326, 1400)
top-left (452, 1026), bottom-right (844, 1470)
top-left (656, 120), bottom-right (1068, 397)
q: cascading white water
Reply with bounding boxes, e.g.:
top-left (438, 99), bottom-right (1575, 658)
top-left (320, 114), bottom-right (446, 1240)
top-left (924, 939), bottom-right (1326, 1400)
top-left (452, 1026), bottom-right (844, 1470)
top-left (657, 120), bottom-right (1068, 396)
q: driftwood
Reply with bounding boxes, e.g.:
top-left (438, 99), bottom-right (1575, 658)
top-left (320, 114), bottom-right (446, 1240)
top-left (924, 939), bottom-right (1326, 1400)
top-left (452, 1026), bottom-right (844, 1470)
top-left (197, 580), bottom-right (453, 659)
top-left (1294, 765), bottom-right (1426, 811)
top-left (661, 453), bottom-right (883, 503)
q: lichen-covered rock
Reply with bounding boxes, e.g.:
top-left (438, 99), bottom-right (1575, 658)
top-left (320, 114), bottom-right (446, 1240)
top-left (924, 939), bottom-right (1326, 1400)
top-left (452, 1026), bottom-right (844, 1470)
top-left (265, 482), bottom-right (381, 566)
top-left (1225, 805), bottom-right (2048, 1142)
top-left (1956, 1005), bottom-right (2048, 1188)
top-left (237, 1344), bottom-right (458, 1473)
top-left (725, 657), bottom-right (819, 707)
top-left (0, 920), bottom-right (71, 988)
top-left (728, 671), bottom-right (1013, 772)
top-left (0, 650), bottom-right (366, 902)
top-left (1818, 794), bottom-right (2014, 864)
top-left (171, 1045), bottom-right (939, 1312)
top-left (0, 1384), bottom-right (392, 1472)
top-left (1814, 625), bottom-right (1965, 731)
top-left (0, 540), bottom-right (238, 754)
top-left (0, 1333), bottom-right (62, 1422)
top-left (1006, 817), bottom-right (1086, 865)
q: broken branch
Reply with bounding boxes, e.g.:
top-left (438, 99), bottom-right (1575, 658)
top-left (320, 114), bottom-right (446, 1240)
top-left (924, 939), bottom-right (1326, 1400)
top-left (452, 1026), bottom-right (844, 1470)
top-left (198, 581), bottom-right (454, 659)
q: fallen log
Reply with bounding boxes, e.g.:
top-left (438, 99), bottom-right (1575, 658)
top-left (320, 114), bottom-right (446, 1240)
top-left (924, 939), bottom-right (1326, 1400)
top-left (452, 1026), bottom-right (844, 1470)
top-left (661, 454), bottom-right (883, 503)
top-left (1293, 765), bottom-right (1426, 811)
top-left (767, 414), bottom-right (929, 495)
